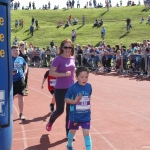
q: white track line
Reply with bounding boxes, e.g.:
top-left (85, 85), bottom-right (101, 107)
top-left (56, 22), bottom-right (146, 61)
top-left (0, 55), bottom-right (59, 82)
top-left (92, 95), bottom-right (150, 121)
top-left (91, 126), bottom-right (118, 150)
top-left (13, 104), bottom-right (28, 150)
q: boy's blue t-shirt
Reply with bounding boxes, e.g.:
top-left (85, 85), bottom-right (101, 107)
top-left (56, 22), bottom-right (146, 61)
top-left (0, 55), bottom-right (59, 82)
top-left (12, 56), bottom-right (26, 82)
top-left (65, 82), bottom-right (92, 122)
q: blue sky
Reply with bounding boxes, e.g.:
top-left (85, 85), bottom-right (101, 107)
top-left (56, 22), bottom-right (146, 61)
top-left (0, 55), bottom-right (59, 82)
top-left (17, 0), bottom-right (143, 9)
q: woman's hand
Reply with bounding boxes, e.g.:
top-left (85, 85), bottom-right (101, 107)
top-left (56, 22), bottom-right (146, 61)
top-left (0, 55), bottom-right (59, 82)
top-left (65, 71), bottom-right (71, 76)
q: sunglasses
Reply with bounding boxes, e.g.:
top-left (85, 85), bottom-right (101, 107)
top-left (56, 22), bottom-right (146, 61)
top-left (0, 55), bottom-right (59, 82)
top-left (63, 46), bottom-right (72, 49)
top-left (20, 44), bottom-right (24, 46)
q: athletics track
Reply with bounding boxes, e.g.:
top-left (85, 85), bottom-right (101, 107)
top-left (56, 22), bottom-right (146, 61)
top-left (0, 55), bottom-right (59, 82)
top-left (12, 67), bottom-right (150, 150)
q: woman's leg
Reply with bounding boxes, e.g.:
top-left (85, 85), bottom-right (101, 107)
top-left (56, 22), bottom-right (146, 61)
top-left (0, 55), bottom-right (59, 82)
top-left (49, 89), bottom-right (68, 124)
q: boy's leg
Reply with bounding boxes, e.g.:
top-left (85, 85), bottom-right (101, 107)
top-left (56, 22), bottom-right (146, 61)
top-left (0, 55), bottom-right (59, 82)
top-left (17, 94), bottom-right (25, 120)
top-left (81, 122), bottom-right (92, 150)
top-left (67, 130), bottom-right (76, 147)
top-left (83, 129), bottom-right (92, 150)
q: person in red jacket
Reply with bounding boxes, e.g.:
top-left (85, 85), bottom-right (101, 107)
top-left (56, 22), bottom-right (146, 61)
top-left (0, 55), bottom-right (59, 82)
top-left (41, 60), bottom-right (56, 112)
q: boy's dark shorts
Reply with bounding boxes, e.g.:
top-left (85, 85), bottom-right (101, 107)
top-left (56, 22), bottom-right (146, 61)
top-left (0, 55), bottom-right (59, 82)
top-left (49, 90), bottom-right (54, 95)
top-left (68, 120), bottom-right (90, 130)
top-left (13, 79), bottom-right (26, 96)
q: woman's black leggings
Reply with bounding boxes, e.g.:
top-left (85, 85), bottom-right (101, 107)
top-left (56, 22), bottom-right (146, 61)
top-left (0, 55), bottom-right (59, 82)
top-left (25, 68), bottom-right (29, 89)
top-left (49, 89), bottom-right (70, 136)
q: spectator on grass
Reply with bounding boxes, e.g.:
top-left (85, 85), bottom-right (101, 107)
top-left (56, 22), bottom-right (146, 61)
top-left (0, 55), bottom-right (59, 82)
top-left (93, 19), bottom-right (99, 27)
top-left (72, 0), bottom-right (75, 8)
top-left (30, 25), bottom-right (34, 36)
top-left (35, 19), bottom-right (39, 29)
top-left (29, 1), bottom-right (31, 9)
top-left (100, 26), bottom-right (106, 40)
top-left (72, 18), bottom-right (78, 25)
top-left (89, 0), bottom-right (92, 7)
top-left (146, 15), bottom-right (150, 25)
top-left (54, 5), bottom-right (59, 10)
top-left (69, 0), bottom-right (72, 8)
top-left (50, 40), bottom-right (55, 49)
top-left (32, 1), bottom-right (35, 9)
top-left (141, 17), bottom-right (144, 23)
top-left (66, 1), bottom-right (69, 9)
top-left (131, 1), bottom-right (136, 6)
top-left (31, 16), bottom-right (35, 25)
top-left (57, 20), bottom-right (63, 28)
top-left (126, 17), bottom-right (131, 32)
top-left (77, 0), bottom-right (80, 8)
top-left (71, 29), bottom-right (76, 43)
top-left (48, 1), bottom-right (51, 9)
top-left (82, 15), bottom-right (86, 25)
top-left (64, 21), bottom-right (70, 28)
top-left (99, 19), bottom-right (103, 26)
top-left (68, 14), bottom-right (72, 24)
top-left (14, 36), bottom-right (18, 45)
top-left (15, 19), bottom-right (18, 28)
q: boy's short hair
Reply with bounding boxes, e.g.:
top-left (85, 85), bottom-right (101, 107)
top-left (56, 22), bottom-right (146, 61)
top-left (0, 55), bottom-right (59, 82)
top-left (76, 66), bottom-right (89, 77)
top-left (11, 45), bottom-right (19, 49)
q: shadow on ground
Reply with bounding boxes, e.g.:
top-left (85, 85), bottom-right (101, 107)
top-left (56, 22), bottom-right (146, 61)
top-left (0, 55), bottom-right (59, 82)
top-left (25, 134), bottom-right (67, 150)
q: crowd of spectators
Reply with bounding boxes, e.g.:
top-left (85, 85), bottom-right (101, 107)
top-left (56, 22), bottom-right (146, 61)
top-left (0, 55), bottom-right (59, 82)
top-left (11, 0), bottom-right (149, 10)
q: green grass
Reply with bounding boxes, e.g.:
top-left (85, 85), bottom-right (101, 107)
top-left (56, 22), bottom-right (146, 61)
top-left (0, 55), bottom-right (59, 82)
top-left (11, 6), bottom-right (150, 48)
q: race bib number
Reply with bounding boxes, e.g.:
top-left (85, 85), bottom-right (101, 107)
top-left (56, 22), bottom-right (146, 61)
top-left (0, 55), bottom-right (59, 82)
top-left (50, 79), bottom-right (56, 86)
top-left (76, 96), bottom-right (90, 111)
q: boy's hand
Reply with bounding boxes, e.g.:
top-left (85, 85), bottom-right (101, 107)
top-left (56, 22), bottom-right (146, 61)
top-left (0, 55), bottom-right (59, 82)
top-left (41, 85), bottom-right (44, 89)
top-left (74, 94), bottom-right (82, 104)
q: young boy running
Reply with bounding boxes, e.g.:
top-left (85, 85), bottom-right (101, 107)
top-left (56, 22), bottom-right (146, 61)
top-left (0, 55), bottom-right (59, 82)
top-left (41, 60), bottom-right (56, 112)
top-left (65, 66), bottom-right (92, 150)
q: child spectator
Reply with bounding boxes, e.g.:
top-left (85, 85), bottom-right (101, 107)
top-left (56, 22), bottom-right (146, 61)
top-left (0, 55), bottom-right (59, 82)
top-left (41, 60), bottom-right (56, 112)
top-left (65, 66), bottom-right (92, 150)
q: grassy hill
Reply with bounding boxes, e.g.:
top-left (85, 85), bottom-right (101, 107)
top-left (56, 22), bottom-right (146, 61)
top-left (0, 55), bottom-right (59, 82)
top-left (11, 6), bottom-right (150, 48)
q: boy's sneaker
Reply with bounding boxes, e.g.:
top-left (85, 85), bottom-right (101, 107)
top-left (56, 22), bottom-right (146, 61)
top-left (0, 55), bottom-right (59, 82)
top-left (46, 122), bottom-right (52, 131)
top-left (66, 145), bottom-right (74, 150)
top-left (19, 113), bottom-right (25, 120)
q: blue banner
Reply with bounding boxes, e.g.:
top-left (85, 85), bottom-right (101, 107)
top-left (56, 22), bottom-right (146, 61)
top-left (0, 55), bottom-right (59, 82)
top-left (0, 1), bottom-right (13, 150)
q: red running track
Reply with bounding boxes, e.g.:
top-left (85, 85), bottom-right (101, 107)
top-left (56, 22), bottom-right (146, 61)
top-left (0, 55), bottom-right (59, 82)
top-left (12, 67), bottom-right (150, 150)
